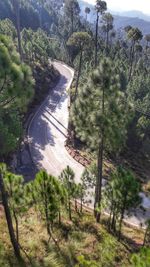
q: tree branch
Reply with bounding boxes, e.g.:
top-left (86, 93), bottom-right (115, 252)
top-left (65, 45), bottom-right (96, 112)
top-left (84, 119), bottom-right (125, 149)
top-left (0, 96), bottom-right (16, 107)
top-left (0, 72), bottom-right (7, 94)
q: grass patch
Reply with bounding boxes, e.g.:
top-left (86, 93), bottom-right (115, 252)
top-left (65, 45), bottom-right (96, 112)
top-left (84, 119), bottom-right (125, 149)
top-left (0, 208), bottom-right (139, 267)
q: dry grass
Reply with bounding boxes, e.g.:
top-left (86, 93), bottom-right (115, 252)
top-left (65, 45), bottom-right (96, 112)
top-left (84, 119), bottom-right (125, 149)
top-left (0, 207), bottom-right (139, 267)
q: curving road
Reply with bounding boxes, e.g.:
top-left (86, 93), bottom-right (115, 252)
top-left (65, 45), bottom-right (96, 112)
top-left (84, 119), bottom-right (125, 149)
top-left (26, 61), bottom-right (150, 228)
top-left (28, 61), bottom-right (84, 182)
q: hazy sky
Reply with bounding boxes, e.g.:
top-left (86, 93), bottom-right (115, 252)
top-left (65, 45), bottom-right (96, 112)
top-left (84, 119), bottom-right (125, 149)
top-left (84, 0), bottom-right (150, 14)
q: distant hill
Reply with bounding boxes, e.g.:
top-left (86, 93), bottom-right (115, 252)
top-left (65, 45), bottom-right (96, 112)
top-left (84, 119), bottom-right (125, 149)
top-left (113, 16), bottom-right (150, 35)
top-left (79, 0), bottom-right (150, 35)
top-left (115, 10), bottom-right (150, 22)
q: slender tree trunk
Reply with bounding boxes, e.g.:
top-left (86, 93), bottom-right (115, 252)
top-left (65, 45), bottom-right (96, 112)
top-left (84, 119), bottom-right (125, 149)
top-left (80, 197), bottom-right (83, 213)
top-left (39, 5), bottom-right (42, 29)
top-left (0, 173), bottom-right (21, 260)
top-left (71, 9), bottom-right (74, 34)
top-left (108, 203), bottom-right (113, 231)
top-left (95, 11), bottom-right (99, 67)
top-left (106, 29), bottom-right (109, 55)
top-left (68, 198), bottom-right (72, 221)
top-left (48, 225), bottom-right (60, 251)
top-left (75, 48), bottom-right (83, 99)
top-left (12, 0), bottom-right (23, 61)
top-left (111, 210), bottom-right (117, 234)
top-left (94, 85), bottom-right (105, 223)
top-left (118, 197), bottom-right (126, 241)
top-left (85, 13), bottom-right (87, 21)
top-left (75, 199), bottom-right (77, 212)
top-left (128, 41), bottom-right (135, 82)
top-left (58, 211), bottom-right (61, 225)
top-left (94, 138), bottom-right (104, 223)
top-left (13, 210), bottom-right (19, 243)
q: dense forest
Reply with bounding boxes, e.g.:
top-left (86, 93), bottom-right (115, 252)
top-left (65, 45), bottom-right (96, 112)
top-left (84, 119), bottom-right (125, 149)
top-left (0, 0), bottom-right (150, 266)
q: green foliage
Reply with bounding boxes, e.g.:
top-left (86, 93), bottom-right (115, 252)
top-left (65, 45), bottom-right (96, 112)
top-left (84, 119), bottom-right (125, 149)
top-left (22, 28), bottom-right (56, 64)
top-left (71, 58), bottom-right (129, 152)
top-left (3, 167), bottom-right (27, 242)
top-left (60, 166), bottom-right (76, 219)
top-left (67, 32), bottom-right (91, 49)
top-left (31, 170), bottom-right (65, 236)
top-left (95, 0), bottom-right (107, 14)
top-left (0, 34), bottom-right (34, 156)
top-left (127, 27), bottom-right (143, 43)
top-left (75, 255), bottom-right (99, 267)
top-left (64, 0), bottom-right (80, 34)
top-left (104, 167), bottom-right (141, 237)
top-left (0, 19), bottom-right (17, 39)
top-left (131, 247), bottom-right (150, 267)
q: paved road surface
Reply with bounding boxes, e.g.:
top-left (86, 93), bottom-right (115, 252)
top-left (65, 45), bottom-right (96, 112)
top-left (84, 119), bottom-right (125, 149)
top-left (28, 61), bottom-right (84, 182)
top-left (26, 61), bottom-right (150, 228)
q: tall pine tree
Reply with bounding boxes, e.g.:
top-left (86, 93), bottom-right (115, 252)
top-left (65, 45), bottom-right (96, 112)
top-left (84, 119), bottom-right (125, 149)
top-left (71, 58), bottom-right (130, 222)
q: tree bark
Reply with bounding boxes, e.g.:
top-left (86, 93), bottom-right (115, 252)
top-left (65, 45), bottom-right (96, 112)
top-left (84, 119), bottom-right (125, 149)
top-left (95, 11), bottom-right (99, 67)
top-left (94, 138), bottom-right (104, 223)
top-left (12, 0), bottom-right (23, 61)
top-left (80, 197), bottom-right (83, 213)
top-left (128, 41), bottom-right (135, 82)
top-left (74, 199), bottom-right (77, 212)
top-left (75, 48), bottom-right (83, 99)
top-left (94, 84), bottom-right (105, 223)
top-left (106, 28), bottom-right (109, 55)
top-left (71, 9), bottom-right (74, 34)
top-left (58, 211), bottom-right (61, 225)
top-left (68, 197), bottom-right (72, 221)
top-left (0, 173), bottom-right (21, 260)
top-left (118, 196), bottom-right (127, 241)
top-left (13, 210), bottom-right (19, 243)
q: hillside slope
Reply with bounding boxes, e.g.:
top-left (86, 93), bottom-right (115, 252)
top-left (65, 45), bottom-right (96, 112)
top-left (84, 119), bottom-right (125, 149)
top-left (79, 0), bottom-right (150, 35)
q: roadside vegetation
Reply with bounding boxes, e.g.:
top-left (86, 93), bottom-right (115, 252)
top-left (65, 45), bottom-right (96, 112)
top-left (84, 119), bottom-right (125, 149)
top-left (0, 0), bottom-right (150, 266)
top-left (0, 164), bottom-right (149, 267)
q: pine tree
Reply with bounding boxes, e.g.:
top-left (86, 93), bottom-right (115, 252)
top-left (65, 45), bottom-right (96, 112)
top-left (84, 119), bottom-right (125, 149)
top-left (67, 31), bottom-right (91, 98)
top-left (64, 0), bottom-right (80, 35)
top-left (4, 173), bottom-right (27, 243)
top-left (104, 167), bottom-right (141, 239)
top-left (30, 170), bottom-right (66, 247)
top-left (0, 164), bottom-right (21, 260)
top-left (94, 0), bottom-right (107, 67)
top-left (71, 58), bottom-right (129, 222)
top-left (59, 166), bottom-right (76, 220)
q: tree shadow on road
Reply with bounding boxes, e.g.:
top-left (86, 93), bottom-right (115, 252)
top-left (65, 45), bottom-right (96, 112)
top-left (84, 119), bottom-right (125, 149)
top-left (17, 74), bottom-right (69, 182)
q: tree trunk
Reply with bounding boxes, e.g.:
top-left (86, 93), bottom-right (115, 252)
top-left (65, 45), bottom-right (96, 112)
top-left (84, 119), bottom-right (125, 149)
top-left (108, 203), bottom-right (113, 231)
top-left (39, 5), bottom-right (42, 29)
top-left (13, 210), bottom-right (19, 243)
top-left (111, 211), bottom-right (117, 233)
top-left (75, 48), bottom-right (83, 99)
top-left (0, 173), bottom-right (21, 260)
top-left (74, 199), bottom-right (77, 212)
top-left (12, 0), bottom-right (23, 61)
top-left (95, 11), bottom-right (99, 67)
top-left (94, 137), bottom-right (104, 223)
top-left (106, 29), bottom-right (109, 55)
top-left (58, 211), bottom-right (61, 225)
top-left (94, 84), bottom-right (105, 223)
top-left (80, 197), bottom-right (83, 213)
top-left (128, 41), bottom-right (135, 82)
top-left (118, 196), bottom-right (127, 241)
top-left (68, 198), bottom-right (72, 221)
top-left (71, 9), bottom-right (74, 34)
